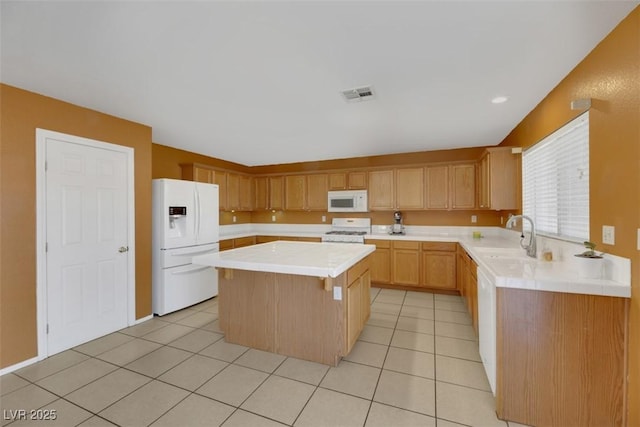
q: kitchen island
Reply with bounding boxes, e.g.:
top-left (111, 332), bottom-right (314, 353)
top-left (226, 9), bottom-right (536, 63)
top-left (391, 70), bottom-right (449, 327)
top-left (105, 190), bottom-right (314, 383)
top-left (193, 241), bottom-right (376, 366)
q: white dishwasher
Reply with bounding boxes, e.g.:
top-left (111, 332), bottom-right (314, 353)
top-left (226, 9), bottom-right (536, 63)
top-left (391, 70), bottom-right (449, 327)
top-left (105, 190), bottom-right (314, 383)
top-left (477, 266), bottom-right (497, 395)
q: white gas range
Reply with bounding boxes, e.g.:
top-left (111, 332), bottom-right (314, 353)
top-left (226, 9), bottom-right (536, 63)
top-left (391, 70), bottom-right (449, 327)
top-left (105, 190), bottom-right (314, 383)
top-left (321, 218), bottom-right (371, 244)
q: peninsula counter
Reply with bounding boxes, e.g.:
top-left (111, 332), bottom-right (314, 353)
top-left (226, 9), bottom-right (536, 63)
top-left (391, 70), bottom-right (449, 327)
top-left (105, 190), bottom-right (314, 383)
top-left (193, 241), bottom-right (376, 366)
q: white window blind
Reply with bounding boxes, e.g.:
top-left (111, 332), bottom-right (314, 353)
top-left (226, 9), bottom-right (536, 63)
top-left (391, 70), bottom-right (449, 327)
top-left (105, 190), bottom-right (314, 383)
top-left (522, 112), bottom-right (589, 242)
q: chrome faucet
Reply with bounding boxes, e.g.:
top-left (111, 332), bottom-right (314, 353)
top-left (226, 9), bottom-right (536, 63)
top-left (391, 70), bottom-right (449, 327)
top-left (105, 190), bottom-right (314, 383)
top-left (506, 215), bottom-right (537, 258)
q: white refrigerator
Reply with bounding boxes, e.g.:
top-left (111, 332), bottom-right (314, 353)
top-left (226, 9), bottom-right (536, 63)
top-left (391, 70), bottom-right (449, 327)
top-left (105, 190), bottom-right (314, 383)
top-left (152, 178), bottom-right (220, 316)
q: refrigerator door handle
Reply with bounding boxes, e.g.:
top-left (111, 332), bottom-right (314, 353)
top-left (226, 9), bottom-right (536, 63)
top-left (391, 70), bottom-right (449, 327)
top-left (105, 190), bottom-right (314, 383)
top-left (194, 186), bottom-right (200, 241)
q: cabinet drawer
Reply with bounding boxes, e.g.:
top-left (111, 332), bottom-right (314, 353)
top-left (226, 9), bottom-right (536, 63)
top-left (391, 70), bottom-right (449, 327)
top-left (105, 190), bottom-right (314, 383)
top-left (393, 241), bottom-right (420, 250)
top-left (421, 242), bottom-right (456, 252)
top-left (365, 239), bottom-right (391, 249)
top-left (347, 257), bottom-right (371, 285)
top-left (220, 240), bottom-right (234, 251)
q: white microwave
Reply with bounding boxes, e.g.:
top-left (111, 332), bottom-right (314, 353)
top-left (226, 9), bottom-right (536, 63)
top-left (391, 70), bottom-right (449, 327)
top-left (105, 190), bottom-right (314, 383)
top-left (327, 190), bottom-right (368, 212)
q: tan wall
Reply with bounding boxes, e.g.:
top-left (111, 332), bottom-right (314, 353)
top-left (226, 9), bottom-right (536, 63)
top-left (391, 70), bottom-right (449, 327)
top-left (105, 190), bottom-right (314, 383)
top-left (498, 8), bottom-right (640, 424)
top-left (0, 84), bottom-right (153, 369)
top-left (152, 143), bottom-right (251, 179)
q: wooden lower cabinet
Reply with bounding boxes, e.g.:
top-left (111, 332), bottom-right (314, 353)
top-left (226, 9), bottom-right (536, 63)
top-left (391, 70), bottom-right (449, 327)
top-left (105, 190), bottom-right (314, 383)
top-left (496, 288), bottom-right (627, 426)
top-left (220, 236), bottom-right (256, 251)
top-left (346, 258), bottom-right (371, 354)
top-left (366, 240), bottom-right (392, 284)
top-left (392, 241), bottom-right (421, 286)
top-left (367, 239), bottom-right (458, 292)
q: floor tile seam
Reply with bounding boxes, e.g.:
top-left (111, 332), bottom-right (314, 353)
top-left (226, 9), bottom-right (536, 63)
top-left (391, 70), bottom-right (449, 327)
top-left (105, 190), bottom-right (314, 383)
top-left (0, 379), bottom-right (32, 398)
top-left (289, 384), bottom-right (331, 427)
top-left (434, 378), bottom-right (493, 394)
top-left (133, 330), bottom-right (199, 348)
top-left (370, 400), bottom-right (439, 423)
top-left (435, 353), bottom-right (485, 365)
top-left (378, 366), bottom-right (434, 382)
top-left (436, 416), bottom-right (474, 427)
top-left (145, 389), bottom-right (198, 427)
top-left (364, 336), bottom-right (393, 426)
top-left (432, 333), bottom-right (478, 342)
top-left (51, 396), bottom-right (100, 425)
top-left (315, 383), bottom-right (376, 406)
top-left (72, 333), bottom-right (137, 358)
top-left (32, 357), bottom-right (122, 398)
top-left (197, 344), bottom-right (251, 365)
top-left (236, 408), bottom-right (294, 426)
top-left (388, 343), bottom-right (436, 357)
top-left (12, 350), bottom-right (91, 384)
top-left (232, 350), bottom-right (289, 376)
top-left (90, 375), bottom-right (161, 423)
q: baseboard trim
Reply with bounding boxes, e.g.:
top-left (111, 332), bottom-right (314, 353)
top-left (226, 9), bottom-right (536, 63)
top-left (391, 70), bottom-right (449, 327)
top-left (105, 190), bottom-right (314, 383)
top-left (0, 356), bottom-right (40, 376)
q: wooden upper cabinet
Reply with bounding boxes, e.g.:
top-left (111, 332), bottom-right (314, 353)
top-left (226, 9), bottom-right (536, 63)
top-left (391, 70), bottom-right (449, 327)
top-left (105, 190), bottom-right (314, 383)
top-left (285, 174), bottom-right (327, 211)
top-left (478, 147), bottom-right (518, 210)
top-left (451, 163), bottom-right (476, 209)
top-left (329, 171), bottom-right (367, 190)
top-left (368, 170), bottom-right (395, 210)
top-left (239, 175), bottom-right (253, 211)
top-left (254, 176), bottom-right (269, 210)
top-left (329, 173), bottom-right (347, 190)
top-left (269, 176), bottom-right (284, 210)
top-left (425, 163), bottom-right (476, 210)
top-left (285, 175), bottom-right (307, 210)
top-left (226, 173), bottom-right (241, 211)
top-left (181, 163), bottom-right (214, 183)
top-left (213, 171), bottom-right (228, 211)
top-left (425, 165), bottom-right (450, 209)
top-left (395, 167), bottom-right (424, 210)
top-left (306, 174), bottom-right (328, 210)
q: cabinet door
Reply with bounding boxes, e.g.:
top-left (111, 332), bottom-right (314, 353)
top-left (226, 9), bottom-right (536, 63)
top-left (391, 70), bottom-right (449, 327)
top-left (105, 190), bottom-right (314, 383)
top-left (234, 236), bottom-right (256, 248)
top-left (425, 165), bottom-right (450, 209)
top-left (285, 175), bottom-right (306, 210)
top-left (328, 173), bottom-right (347, 190)
top-left (451, 163), bottom-right (476, 209)
top-left (214, 172), bottom-right (228, 211)
top-left (306, 174), bottom-right (328, 210)
top-left (396, 167), bottom-right (424, 209)
top-left (348, 172), bottom-right (367, 189)
top-left (369, 245), bottom-right (391, 284)
top-left (422, 252), bottom-right (456, 289)
top-left (227, 173), bottom-right (241, 210)
top-left (239, 175), bottom-right (253, 211)
top-left (360, 270), bottom-right (371, 325)
top-left (254, 177), bottom-right (269, 210)
top-left (269, 176), bottom-right (284, 210)
top-left (347, 278), bottom-right (362, 353)
top-left (392, 242), bottom-right (420, 286)
top-left (219, 239), bottom-right (234, 251)
top-left (368, 170), bottom-right (394, 210)
top-left (478, 154), bottom-right (490, 209)
top-left (181, 164), bottom-right (214, 184)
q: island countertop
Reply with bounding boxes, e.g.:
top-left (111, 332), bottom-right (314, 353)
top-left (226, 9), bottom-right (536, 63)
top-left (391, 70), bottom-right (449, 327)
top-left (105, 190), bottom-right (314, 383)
top-left (193, 241), bottom-right (376, 278)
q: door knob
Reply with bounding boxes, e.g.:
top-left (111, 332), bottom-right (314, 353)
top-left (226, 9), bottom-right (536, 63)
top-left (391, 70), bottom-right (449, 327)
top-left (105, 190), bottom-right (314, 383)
top-left (118, 246), bottom-right (129, 253)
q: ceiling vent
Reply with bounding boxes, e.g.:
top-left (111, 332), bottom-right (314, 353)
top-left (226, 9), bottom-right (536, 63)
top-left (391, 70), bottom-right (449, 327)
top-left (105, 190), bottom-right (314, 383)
top-left (341, 85), bottom-right (375, 103)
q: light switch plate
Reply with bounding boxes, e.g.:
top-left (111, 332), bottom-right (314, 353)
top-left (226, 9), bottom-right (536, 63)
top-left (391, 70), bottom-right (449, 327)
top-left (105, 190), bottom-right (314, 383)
top-left (333, 286), bottom-right (342, 301)
top-left (602, 225), bottom-right (615, 245)
top-left (637, 228), bottom-right (640, 250)
top-left (471, 215), bottom-right (477, 223)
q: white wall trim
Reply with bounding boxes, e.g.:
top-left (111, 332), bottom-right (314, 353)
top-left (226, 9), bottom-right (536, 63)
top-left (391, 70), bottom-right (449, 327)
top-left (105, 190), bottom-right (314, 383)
top-left (35, 128), bottom-right (136, 361)
top-left (0, 356), bottom-right (40, 376)
top-left (135, 314), bottom-right (154, 324)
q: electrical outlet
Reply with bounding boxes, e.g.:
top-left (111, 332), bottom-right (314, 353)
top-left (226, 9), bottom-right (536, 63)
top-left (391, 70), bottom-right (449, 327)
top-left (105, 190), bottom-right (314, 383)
top-left (232, 215), bottom-right (236, 223)
top-left (637, 228), bottom-right (640, 251)
top-left (271, 215), bottom-right (276, 222)
top-left (471, 215), bottom-right (477, 224)
top-left (602, 225), bottom-right (615, 245)
top-left (322, 215), bottom-right (326, 223)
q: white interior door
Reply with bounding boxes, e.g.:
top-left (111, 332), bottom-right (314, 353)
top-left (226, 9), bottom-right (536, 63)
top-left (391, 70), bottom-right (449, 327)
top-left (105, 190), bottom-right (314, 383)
top-left (45, 135), bottom-right (131, 355)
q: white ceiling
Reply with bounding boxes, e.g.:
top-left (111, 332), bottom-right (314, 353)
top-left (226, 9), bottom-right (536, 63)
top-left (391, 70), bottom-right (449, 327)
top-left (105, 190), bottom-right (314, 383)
top-left (1, 1), bottom-right (637, 166)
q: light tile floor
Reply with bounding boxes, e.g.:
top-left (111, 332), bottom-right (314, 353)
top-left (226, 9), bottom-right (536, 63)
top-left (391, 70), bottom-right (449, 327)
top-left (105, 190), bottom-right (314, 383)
top-left (0, 288), bottom-right (528, 427)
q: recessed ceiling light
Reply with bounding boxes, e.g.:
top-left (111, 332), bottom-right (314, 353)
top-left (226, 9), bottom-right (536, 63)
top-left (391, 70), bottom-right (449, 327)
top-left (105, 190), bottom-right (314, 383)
top-left (491, 96), bottom-right (509, 104)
